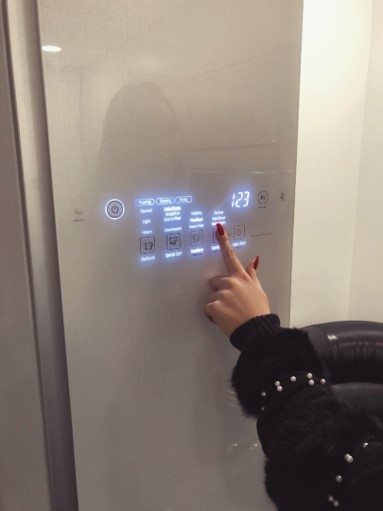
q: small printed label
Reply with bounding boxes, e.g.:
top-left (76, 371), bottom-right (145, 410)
top-left (156, 197), bottom-right (174, 206)
top-left (135, 198), bottom-right (155, 207)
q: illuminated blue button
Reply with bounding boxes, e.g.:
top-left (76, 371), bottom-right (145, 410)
top-left (105, 199), bottom-right (125, 220)
top-left (135, 198), bottom-right (155, 207)
top-left (156, 197), bottom-right (174, 206)
top-left (175, 196), bottom-right (192, 204)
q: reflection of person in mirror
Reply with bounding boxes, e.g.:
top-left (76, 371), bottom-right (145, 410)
top-left (206, 223), bottom-right (383, 511)
top-left (97, 82), bottom-right (189, 194)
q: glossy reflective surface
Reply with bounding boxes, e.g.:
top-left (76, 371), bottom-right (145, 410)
top-left (37, 1), bottom-right (303, 509)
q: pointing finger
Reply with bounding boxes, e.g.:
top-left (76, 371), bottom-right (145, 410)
top-left (215, 223), bottom-right (244, 275)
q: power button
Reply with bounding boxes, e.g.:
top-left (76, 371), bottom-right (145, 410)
top-left (105, 199), bottom-right (125, 220)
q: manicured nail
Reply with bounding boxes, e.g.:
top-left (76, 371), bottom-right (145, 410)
top-left (253, 256), bottom-right (259, 270)
top-left (216, 223), bottom-right (225, 235)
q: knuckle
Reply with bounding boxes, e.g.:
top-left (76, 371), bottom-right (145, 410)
top-left (217, 289), bottom-right (228, 300)
top-left (224, 278), bottom-right (236, 289)
top-left (208, 277), bottom-right (216, 289)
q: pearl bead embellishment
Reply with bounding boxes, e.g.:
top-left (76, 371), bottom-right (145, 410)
top-left (258, 374), bottom-right (373, 510)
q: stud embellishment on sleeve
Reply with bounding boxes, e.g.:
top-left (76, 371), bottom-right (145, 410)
top-left (326, 439), bottom-right (375, 508)
top-left (258, 372), bottom-right (329, 414)
top-left (327, 496), bottom-right (339, 507)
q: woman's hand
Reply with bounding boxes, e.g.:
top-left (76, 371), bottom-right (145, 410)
top-left (205, 224), bottom-right (271, 337)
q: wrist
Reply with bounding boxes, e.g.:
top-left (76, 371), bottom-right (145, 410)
top-left (230, 314), bottom-right (281, 351)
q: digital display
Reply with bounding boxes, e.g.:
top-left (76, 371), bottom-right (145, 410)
top-left (231, 191), bottom-right (250, 208)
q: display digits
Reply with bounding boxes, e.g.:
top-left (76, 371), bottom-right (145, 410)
top-left (231, 191), bottom-right (250, 208)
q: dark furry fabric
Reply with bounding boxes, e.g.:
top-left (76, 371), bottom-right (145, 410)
top-left (265, 397), bottom-right (383, 510)
top-left (232, 325), bottom-right (327, 417)
top-left (230, 316), bottom-right (383, 511)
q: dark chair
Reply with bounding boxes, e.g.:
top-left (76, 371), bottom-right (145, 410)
top-left (305, 321), bottom-right (383, 419)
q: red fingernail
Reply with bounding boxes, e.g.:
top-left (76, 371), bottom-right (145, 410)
top-left (216, 223), bottom-right (225, 235)
top-left (253, 256), bottom-right (259, 270)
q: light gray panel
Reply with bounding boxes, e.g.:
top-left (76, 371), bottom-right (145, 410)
top-left (4, 1), bottom-right (79, 510)
top-left (0, 4), bottom-right (51, 510)
top-left (36, 1), bottom-right (303, 510)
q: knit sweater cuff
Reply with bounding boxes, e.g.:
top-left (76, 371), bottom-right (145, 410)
top-left (230, 314), bottom-right (281, 351)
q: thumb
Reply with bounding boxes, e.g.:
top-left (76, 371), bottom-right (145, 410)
top-left (246, 256), bottom-right (259, 280)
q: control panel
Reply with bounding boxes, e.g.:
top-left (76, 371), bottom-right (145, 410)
top-left (103, 172), bottom-right (295, 265)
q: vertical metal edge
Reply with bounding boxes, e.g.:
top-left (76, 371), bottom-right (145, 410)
top-left (3, 1), bottom-right (79, 510)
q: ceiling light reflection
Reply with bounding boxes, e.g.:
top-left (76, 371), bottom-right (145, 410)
top-left (42, 45), bottom-right (62, 53)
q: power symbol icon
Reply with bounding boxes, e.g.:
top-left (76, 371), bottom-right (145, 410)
top-left (106, 199), bottom-right (125, 220)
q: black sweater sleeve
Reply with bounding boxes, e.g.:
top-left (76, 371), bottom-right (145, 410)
top-left (230, 314), bottom-right (383, 511)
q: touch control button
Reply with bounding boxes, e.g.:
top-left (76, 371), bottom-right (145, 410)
top-left (140, 236), bottom-right (155, 254)
top-left (258, 190), bottom-right (269, 205)
top-left (166, 233), bottom-right (181, 250)
top-left (106, 199), bottom-right (125, 219)
top-left (190, 230), bottom-right (203, 246)
top-left (234, 224), bottom-right (245, 240)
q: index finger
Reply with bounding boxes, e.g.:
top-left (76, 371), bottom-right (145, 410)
top-left (215, 224), bottom-right (244, 275)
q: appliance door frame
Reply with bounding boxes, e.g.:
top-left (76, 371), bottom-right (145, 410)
top-left (2, 1), bottom-right (79, 509)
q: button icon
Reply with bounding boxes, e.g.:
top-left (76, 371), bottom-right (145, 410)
top-left (140, 236), bottom-right (155, 254)
top-left (135, 198), bottom-right (155, 207)
top-left (105, 199), bottom-right (125, 219)
top-left (190, 231), bottom-right (203, 246)
top-left (258, 190), bottom-right (269, 205)
top-left (175, 196), bottom-right (193, 204)
top-left (234, 224), bottom-right (245, 240)
top-left (166, 232), bottom-right (181, 250)
top-left (156, 197), bottom-right (174, 206)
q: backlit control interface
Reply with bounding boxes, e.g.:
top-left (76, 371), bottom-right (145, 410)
top-left (131, 192), bottom-right (252, 263)
top-left (104, 172), bottom-right (293, 265)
